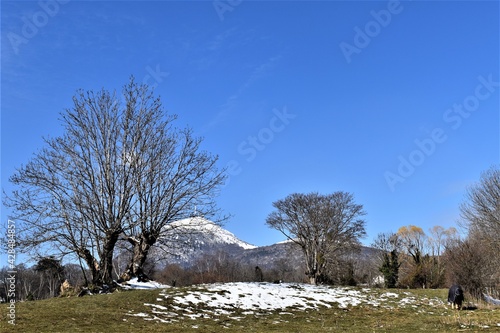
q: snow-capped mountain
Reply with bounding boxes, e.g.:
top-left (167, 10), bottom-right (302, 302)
top-left (154, 217), bottom-right (378, 271)
top-left (163, 216), bottom-right (257, 250)
top-left (155, 217), bottom-right (258, 265)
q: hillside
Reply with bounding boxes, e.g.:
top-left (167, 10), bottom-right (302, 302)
top-left (155, 217), bottom-right (258, 265)
top-left (2, 283), bottom-right (498, 332)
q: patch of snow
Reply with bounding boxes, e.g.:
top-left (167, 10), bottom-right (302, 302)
top-left (164, 283), bottom-right (378, 312)
top-left (484, 294), bottom-right (500, 305)
top-left (399, 297), bottom-right (416, 305)
top-left (132, 282), bottom-right (445, 324)
top-left (118, 278), bottom-right (170, 290)
top-left (145, 303), bottom-right (169, 310)
top-left (127, 312), bottom-right (150, 317)
top-left (276, 239), bottom-right (295, 245)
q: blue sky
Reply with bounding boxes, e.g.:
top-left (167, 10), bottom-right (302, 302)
top-left (1, 1), bottom-right (499, 251)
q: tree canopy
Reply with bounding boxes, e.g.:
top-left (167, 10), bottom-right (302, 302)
top-left (266, 192), bottom-right (366, 284)
top-left (460, 166), bottom-right (500, 252)
top-left (5, 77), bottom-right (226, 286)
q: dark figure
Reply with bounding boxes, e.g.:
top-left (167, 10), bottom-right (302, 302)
top-left (137, 272), bottom-right (149, 283)
top-left (255, 266), bottom-right (263, 282)
top-left (448, 285), bottom-right (464, 310)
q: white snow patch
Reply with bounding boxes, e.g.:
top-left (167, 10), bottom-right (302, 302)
top-left (127, 312), bottom-right (150, 317)
top-left (118, 278), bottom-right (170, 290)
top-left (145, 303), bottom-right (169, 311)
top-left (129, 282), bottom-right (445, 324)
top-left (399, 297), bottom-right (416, 305)
top-left (160, 282), bottom-right (379, 313)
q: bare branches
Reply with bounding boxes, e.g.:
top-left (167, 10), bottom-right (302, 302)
top-left (460, 166), bottom-right (500, 251)
top-left (266, 192), bottom-right (366, 284)
top-left (5, 77), bottom-right (226, 285)
top-left (455, 166), bottom-right (500, 298)
top-left (120, 118), bottom-right (227, 280)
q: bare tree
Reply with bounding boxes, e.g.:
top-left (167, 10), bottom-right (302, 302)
top-left (265, 192), bottom-right (366, 285)
top-left (444, 232), bottom-right (498, 300)
top-left (372, 232), bottom-right (401, 288)
top-left (5, 77), bottom-right (225, 286)
top-left (5, 83), bottom-right (136, 286)
top-left (427, 226), bottom-right (457, 288)
top-left (457, 166), bottom-right (500, 298)
top-left (427, 226), bottom-right (457, 259)
top-left (396, 225), bottom-right (434, 288)
top-left (460, 166), bottom-right (500, 253)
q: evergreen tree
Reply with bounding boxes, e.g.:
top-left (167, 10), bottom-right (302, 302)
top-left (380, 249), bottom-right (399, 288)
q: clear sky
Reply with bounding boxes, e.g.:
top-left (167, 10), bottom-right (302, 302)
top-left (1, 1), bottom-right (499, 250)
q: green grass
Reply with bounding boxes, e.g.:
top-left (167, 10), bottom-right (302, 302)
top-left (1, 287), bottom-right (498, 333)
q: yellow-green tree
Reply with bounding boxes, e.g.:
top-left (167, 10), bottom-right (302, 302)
top-left (397, 225), bottom-right (428, 288)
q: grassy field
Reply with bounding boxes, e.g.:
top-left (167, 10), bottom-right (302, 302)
top-left (1, 285), bottom-right (498, 333)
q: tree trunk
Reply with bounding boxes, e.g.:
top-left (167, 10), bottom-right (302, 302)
top-left (304, 245), bottom-right (317, 285)
top-left (79, 248), bottom-right (99, 286)
top-left (121, 234), bottom-right (155, 282)
top-left (99, 232), bottom-right (120, 286)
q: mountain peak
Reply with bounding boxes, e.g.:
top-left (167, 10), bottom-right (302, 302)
top-left (163, 217), bottom-right (257, 251)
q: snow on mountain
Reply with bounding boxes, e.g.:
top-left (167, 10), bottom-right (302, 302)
top-left (154, 217), bottom-right (259, 265)
top-left (163, 216), bottom-right (257, 250)
top-left (155, 217), bottom-right (377, 270)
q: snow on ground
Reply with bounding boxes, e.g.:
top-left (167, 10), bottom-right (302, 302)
top-left (118, 277), bottom-right (170, 290)
top-left (125, 282), bottom-right (448, 323)
top-left (171, 282), bottom-right (377, 311)
top-left (484, 294), bottom-right (500, 305)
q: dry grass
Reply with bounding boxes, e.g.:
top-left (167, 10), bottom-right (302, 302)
top-left (1, 286), bottom-right (498, 333)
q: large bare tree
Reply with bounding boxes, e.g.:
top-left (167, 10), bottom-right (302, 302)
top-left (266, 192), bottom-right (366, 285)
top-left (457, 166), bottom-right (500, 298)
top-left (5, 77), bottom-right (226, 286)
top-left (6, 85), bottom-right (135, 286)
top-left (444, 233), bottom-right (498, 300)
top-left (460, 166), bottom-right (500, 252)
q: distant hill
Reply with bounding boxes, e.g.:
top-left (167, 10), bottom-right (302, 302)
top-left (153, 217), bottom-right (379, 271)
top-left (154, 217), bottom-right (257, 266)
